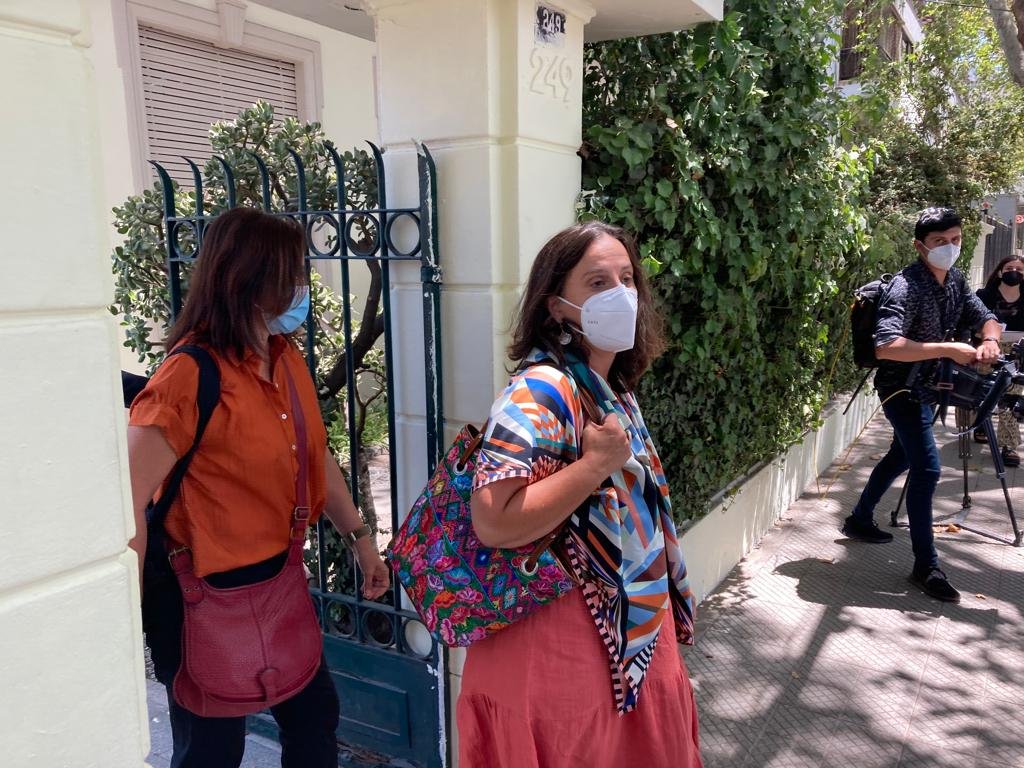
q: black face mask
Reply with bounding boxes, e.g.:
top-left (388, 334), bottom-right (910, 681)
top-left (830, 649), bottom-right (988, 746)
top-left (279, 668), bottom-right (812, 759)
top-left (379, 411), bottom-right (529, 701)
top-left (1001, 271), bottom-right (1023, 287)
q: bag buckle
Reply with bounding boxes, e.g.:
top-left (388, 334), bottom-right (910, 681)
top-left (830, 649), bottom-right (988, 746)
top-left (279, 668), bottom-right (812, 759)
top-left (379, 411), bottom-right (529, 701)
top-left (290, 506), bottom-right (311, 538)
top-left (167, 544), bottom-right (190, 563)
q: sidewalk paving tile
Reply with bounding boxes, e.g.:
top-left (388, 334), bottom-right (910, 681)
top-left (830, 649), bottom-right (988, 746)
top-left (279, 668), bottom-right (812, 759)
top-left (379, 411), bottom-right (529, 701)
top-left (684, 413), bottom-right (1024, 768)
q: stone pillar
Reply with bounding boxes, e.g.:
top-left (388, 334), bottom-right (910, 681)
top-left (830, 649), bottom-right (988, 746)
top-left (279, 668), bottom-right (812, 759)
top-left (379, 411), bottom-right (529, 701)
top-left (0, 2), bottom-right (150, 766)
top-left (364, 0), bottom-right (593, 500)
top-left (361, 0), bottom-right (593, 759)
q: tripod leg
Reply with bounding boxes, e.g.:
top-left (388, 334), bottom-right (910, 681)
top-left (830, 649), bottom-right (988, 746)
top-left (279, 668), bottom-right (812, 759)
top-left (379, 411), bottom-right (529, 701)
top-left (984, 417), bottom-right (1023, 546)
top-left (956, 407), bottom-right (973, 509)
top-left (962, 440), bottom-right (972, 510)
top-left (890, 479), bottom-right (908, 527)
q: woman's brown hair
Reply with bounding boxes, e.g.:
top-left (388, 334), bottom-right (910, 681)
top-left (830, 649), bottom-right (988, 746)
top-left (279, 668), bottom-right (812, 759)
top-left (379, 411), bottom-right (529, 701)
top-left (507, 221), bottom-right (665, 391)
top-left (164, 207), bottom-right (307, 359)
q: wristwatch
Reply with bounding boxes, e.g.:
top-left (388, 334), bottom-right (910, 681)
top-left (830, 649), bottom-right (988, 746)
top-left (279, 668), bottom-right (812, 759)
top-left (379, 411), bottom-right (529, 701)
top-left (340, 523), bottom-right (372, 548)
top-left (983, 336), bottom-right (1000, 343)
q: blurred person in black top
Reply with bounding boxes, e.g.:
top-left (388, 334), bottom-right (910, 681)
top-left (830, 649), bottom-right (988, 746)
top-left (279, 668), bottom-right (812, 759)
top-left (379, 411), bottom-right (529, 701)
top-left (843, 208), bottom-right (1001, 604)
top-left (977, 254), bottom-right (1024, 331)
top-left (973, 254), bottom-right (1024, 466)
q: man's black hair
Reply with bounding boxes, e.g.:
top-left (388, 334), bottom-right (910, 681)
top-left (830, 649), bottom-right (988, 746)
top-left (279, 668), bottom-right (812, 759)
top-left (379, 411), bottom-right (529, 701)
top-left (914, 207), bottom-right (962, 242)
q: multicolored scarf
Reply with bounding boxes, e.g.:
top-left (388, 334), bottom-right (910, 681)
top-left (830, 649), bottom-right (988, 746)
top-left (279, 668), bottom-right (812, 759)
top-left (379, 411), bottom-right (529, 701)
top-left (537, 349), bottom-right (695, 712)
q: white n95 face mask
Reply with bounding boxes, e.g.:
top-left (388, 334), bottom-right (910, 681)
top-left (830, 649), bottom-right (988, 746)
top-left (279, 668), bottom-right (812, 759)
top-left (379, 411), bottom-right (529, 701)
top-left (559, 284), bottom-right (639, 353)
top-left (925, 243), bottom-right (960, 271)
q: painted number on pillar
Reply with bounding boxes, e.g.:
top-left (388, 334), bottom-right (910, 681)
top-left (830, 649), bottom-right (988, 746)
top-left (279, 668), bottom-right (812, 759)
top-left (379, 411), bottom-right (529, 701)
top-left (529, 49), bottom-right (573, 102)
top-left (535, 4), bottom-right (567, 47)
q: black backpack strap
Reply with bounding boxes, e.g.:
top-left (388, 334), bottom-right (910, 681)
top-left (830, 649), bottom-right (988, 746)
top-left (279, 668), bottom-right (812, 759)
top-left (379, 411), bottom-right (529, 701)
top-left (146, 345), bottom-right (221, 532)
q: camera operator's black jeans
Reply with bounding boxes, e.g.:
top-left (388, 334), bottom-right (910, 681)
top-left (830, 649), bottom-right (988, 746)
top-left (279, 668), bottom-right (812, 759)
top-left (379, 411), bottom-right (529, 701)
top-left (850, 392), bottom-right (940, 572)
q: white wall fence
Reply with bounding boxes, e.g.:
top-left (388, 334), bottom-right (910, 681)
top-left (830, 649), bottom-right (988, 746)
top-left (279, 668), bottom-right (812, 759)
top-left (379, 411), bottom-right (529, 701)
top-left (680, 389), bottom-right (879, 604)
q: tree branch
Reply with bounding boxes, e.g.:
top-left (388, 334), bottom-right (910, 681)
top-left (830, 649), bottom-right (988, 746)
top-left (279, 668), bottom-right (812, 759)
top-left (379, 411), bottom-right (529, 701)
top-left (1014, 0), bottom-right (1024, 49)
top-left (988, 0), bottom-right (1024, 86)
top-left (321, 259), bottom-right (385, 398)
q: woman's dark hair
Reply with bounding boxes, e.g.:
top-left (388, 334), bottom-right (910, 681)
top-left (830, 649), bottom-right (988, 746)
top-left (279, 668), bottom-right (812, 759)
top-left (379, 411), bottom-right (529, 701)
top-left (914, 207), bottom-right (962, 242)
top-left (165, 207), bottom-right (306, 359)
top-left (507, 221), bottom-right (665, 391)
top-left (983, 255), bottom-right (1024, 293)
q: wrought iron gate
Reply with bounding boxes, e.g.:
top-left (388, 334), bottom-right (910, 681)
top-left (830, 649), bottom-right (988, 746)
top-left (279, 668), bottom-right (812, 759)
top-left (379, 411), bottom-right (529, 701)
top-left (153, 142), bottom-right (448, 768)
top-left (984, 214), bottom-right (1014, 278)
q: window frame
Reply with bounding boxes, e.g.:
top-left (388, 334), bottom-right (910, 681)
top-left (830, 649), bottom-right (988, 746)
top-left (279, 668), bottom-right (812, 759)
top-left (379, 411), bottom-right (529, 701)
top-left (116, 0), bottom-right (323, 189)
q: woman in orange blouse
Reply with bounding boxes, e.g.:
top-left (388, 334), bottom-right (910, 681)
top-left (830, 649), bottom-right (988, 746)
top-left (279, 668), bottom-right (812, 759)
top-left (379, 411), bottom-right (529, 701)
top-left (127, 207), bottom-right (389, 768)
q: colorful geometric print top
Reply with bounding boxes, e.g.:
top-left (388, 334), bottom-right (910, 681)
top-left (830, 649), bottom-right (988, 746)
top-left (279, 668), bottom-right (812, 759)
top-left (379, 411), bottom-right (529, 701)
top-left (473, 349), bottom-right (696, 713)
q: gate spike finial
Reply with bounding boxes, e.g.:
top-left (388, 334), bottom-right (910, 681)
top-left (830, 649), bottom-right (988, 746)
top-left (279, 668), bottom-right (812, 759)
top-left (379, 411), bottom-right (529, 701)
top-left (286, 148), bottom-right (308, 214)
top-left (149, 160), bottom-right (176, 221)
top-left (325, 143), bottom-right (347, 215)
top-left (214, 156), bottom-right (237, 209)
top-left (367, 142), bottom-right (386, 210)
top-left (246, 150), bottom-right (273, 212)
top-left (182, 157), bottom-right (204, 219)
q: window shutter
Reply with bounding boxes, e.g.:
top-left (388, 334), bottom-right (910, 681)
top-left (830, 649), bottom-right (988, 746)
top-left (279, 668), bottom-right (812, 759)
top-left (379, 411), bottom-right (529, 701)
top-left (138, 25), bottom-right (300, 184)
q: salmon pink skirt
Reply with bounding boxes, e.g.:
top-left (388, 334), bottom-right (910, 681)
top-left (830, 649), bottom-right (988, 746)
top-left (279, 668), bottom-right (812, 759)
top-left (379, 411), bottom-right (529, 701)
top-left (456, 589), bottom-right (703, 768)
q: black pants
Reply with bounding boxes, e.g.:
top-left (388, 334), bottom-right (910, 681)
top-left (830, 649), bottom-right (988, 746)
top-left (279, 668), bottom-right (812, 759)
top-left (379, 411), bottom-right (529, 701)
top-left (145, 551), bottom-right (340, 768)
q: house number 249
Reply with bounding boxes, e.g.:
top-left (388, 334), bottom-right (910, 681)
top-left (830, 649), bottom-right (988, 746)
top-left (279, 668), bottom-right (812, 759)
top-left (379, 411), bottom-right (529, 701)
top-left (529, 49), bottom-right (573, 102)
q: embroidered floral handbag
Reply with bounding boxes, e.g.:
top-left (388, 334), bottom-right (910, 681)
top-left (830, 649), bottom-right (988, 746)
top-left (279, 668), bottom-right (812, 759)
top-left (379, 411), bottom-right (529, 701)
top-left (385, 382), bottom-right (602, 647)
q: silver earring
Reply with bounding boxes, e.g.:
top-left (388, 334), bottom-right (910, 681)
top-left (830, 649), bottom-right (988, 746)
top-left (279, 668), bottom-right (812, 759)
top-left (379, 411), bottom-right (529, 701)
top-left (558, 322), bottom-right (572, 346)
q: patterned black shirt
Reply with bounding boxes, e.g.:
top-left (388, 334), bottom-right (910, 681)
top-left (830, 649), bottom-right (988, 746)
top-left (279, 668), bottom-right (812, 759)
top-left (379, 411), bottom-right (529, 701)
top-left (873, 260), bottom-right (996, 398)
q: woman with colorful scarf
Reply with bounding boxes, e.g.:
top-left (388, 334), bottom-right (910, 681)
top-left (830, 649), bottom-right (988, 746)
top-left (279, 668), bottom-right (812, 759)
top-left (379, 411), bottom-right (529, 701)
top-left (459, 221), bottom-right (702, 767)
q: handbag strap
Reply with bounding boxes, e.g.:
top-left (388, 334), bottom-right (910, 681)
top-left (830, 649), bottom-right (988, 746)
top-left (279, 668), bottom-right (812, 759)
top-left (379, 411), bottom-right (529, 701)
top-left (281, 362), bottom-right (312, 565)
top-left (149, 345), bottom-right (221, 533)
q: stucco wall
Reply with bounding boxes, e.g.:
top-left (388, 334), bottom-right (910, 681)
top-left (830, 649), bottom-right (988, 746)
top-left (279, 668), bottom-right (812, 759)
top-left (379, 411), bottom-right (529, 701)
top-left (0, 2), bottom-right (150, 765)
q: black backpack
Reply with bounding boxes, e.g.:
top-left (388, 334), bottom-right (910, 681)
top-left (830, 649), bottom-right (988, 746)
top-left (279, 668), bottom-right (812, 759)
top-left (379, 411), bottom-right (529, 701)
top-left (850, 274), bottom-right (894, 368)
top-left (137, 346), bottom-right (221, 684)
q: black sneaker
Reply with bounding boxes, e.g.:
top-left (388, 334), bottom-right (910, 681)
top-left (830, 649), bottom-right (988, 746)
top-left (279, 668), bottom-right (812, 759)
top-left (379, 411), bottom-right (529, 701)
top-left (841, 515), bottom-right (894, 543)
top-left (910, 567), bottom-right (961, 603)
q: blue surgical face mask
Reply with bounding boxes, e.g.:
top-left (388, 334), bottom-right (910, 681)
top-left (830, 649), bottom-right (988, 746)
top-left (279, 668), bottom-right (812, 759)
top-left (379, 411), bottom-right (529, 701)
top-left (266, 287), bottom-right (310, 335)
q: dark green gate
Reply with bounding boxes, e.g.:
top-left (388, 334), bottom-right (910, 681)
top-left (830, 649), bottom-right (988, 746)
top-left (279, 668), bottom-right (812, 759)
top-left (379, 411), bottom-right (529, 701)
top-left (152, 142), bottom-right (448, 768)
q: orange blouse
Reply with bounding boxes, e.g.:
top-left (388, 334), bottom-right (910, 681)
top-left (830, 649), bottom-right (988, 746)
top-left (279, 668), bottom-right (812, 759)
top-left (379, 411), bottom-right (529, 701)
top-left (130, 336), bottom-right (328, 577)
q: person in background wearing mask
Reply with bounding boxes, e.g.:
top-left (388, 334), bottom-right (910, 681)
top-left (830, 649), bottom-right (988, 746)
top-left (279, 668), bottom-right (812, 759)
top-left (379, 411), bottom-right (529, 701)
top-left (842, 207), bottom-right (1001, 603)
top-left (458, 222), bottom-right (702, 767)
top-left (973, 253), bottom-right (1024, 466)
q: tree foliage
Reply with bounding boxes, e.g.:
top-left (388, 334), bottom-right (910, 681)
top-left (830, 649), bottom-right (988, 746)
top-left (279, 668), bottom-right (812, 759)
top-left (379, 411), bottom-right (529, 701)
top-left (846, 0), bottom-right (1024, 293)
top-left (582, 0), bottom-right (879, 521)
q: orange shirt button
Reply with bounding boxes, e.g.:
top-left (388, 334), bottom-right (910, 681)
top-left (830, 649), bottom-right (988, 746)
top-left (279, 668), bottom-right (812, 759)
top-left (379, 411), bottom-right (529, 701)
top-left (281, 413), bottom-right (288, 420)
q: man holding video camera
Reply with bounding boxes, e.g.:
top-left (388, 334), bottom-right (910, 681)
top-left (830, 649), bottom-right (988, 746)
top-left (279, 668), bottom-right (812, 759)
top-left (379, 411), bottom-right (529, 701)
top-left (843, 207), bottom-right (1002, 603)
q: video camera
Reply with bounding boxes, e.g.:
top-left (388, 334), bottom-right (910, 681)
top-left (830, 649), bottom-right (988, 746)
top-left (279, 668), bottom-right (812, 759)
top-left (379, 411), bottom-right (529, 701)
top-left (927, 339), bottom-right (1024, 430)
